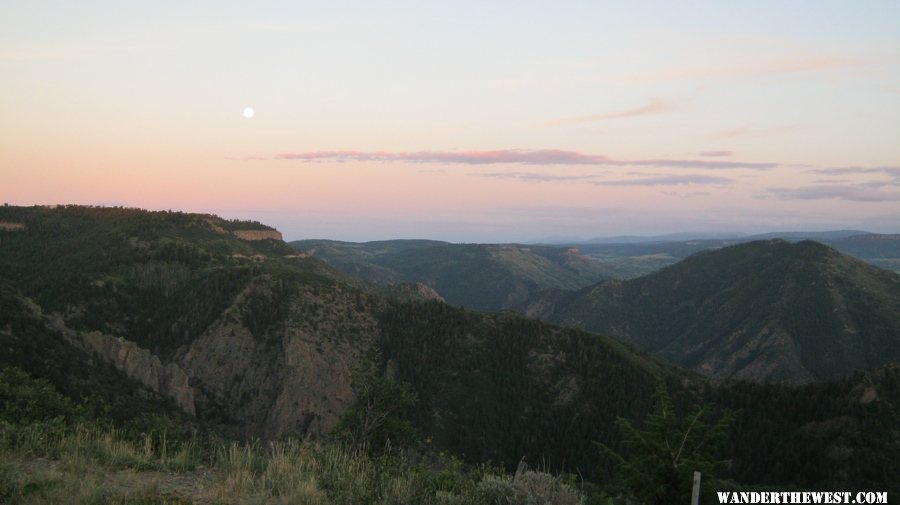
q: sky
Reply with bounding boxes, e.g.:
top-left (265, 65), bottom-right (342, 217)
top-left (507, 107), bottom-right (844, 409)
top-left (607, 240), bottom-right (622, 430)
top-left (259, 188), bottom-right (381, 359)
top-left (2, 1), bottom-right (899, 242)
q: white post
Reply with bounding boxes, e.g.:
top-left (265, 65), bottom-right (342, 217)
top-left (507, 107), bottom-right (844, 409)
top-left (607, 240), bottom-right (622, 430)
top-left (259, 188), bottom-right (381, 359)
top-left (691, 471), bottom-right (701, 505)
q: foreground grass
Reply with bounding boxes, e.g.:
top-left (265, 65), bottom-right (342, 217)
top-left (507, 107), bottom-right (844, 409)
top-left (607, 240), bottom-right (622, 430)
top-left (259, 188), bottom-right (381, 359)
top-left (0, 364), bottom-right (588, 504)
top-left (0, 423), bottom-right (586, 505)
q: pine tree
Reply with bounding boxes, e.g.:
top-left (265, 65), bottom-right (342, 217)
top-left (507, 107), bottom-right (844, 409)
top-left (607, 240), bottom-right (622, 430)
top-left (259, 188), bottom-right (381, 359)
top-left (598, 383), bottom-right (732, 505)
top-left (334, 350), bottom-right (418, 453)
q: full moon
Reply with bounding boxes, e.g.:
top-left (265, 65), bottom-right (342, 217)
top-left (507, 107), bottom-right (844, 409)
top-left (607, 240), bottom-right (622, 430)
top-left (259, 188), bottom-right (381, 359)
top-left (243, 107), bottom-right (254, 119)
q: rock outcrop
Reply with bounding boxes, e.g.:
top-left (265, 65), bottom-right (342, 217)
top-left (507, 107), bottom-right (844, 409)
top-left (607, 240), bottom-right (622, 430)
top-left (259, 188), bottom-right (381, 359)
top-left (176, 277), bottom-right (379, 438)
top-left (81, 331), bottom-right (196, 416)
top-left (411, 283), bottom-right (444, 301)
top-left (231, 230), bottom-right (283, 241)
top-left (0, 222), bottom-right (26, 231)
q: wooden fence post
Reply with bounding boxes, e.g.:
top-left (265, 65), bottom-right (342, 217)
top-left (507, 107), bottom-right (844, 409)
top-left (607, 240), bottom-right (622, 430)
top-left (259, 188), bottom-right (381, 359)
top-left (691, 471), bottom-right (701, 505)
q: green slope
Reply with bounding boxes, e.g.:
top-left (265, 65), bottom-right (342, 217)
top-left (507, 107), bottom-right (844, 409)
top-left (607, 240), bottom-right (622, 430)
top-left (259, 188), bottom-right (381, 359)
top-left (0, 205), bottom-right (386, 438)
top-left (708, 365), bottom-right (900, 489)
top-left (378, 300), bottom-right (690, 473)
top-left (563, 232), bottom-right (900, 277)
top-left (0, 205), bottom-right (348, 358)
top-left (291, 239), bottom-right (612, 311)
top-left (0, 206), bottom-right (676, 445)
top-left (524, 240), bottom-right (900, 383)
top-left (0, 286), bottom-right (189, 426)
top-left (2, 206), bottom-right (898, 491)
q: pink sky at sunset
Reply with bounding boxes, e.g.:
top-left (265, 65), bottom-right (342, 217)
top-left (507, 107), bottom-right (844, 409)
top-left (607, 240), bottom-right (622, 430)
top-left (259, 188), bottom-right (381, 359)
top-left (2, 2), bottom-right (899, 241)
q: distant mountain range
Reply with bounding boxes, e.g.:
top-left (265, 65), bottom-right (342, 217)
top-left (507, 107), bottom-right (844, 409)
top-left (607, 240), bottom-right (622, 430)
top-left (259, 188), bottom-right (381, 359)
top-left (0, 205), bottom-right (683, 461)
top-left (290, 239), bottom-right (614, 311)
top-left (290, 232), bottom-right (900, 310)
top-left (560, 231), bottom-right (900, 277)
top-left (521, 239), bottom-right (900, 383)
top-left (2, 206), bottom-right (899, 490)
top-left (534, 230), bottom-right (873, 245)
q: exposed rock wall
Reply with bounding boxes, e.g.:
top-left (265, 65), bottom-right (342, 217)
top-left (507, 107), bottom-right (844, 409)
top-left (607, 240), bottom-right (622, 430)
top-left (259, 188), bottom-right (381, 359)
top-left (232, 230), bottom-right (283, 241)
top-left (176, 277), bottom-right (380, 438)
top-left (0, 222), bottom-right (26, 231)
top-left (81, 331), bottom-right (196, 416)
top-left (411, 283), bottom-right (443, 301)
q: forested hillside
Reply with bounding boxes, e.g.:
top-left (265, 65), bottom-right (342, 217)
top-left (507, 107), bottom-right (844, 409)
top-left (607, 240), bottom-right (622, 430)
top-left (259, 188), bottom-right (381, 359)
top-left (1, 206), bottom-right (898, 497)
top-left (523, 240), bottom-right (900, 383)
top-left (0, 206), bottom-right (683, 448)
top-left (0, 205), bottom-right (385, 438)
top-left (291, 239), bottom-right (612, 311)
top-left (376, 301), bottom-right (900, 490)
top-left (377, 301), bottom-right (689, 473)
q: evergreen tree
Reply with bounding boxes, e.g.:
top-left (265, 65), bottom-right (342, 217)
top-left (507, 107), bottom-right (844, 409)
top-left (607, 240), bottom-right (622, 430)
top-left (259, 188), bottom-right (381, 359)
top-left (598, 383), bottom-right (732, 505)
top-left (334, 351), bottom-right (418, 453)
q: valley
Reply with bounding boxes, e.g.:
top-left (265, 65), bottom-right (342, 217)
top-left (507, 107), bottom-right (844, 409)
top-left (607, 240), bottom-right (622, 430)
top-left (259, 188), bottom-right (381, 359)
top-left (2, 205), bottom-right (898, 503)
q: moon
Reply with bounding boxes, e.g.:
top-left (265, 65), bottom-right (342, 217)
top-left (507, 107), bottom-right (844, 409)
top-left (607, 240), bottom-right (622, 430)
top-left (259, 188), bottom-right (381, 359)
top-left (243, 107), bottom-right (254, 119)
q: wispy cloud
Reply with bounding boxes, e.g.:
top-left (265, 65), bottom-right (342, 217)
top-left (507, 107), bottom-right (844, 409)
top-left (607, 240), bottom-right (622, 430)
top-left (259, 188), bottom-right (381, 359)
top-left (766, 185), bottom-right (900, 202)
top-left (862, 180), bottom-right (892, 189)
top-left (699, 150), bottom-right (733, 157)
top-left (546, 98), bottom-right (673, 126)
top-left (490, 53), bottom-right (859, 93)
top-left (623, 55), bottom-right (855, 85)
top-left (714, 125), bottom-right (804, 139)
top-left (807, 166), bottom-right (900, 177)
top-left (275, 149), bottom-right (609, 165)
top-left (620, 159), bottom-right (774, 170)
top-left (662, 190), bottom-right (712, 198)
top-left (471, 172), bottom-right (730, 186)
top-left (592, 174), bottom-right (731, 187)
top-left (472, 172), bottom-right (597, 182)
top-left (274, 149), bottom-right (776, 170)
top-left (805, 166), bottom-right (900, 186)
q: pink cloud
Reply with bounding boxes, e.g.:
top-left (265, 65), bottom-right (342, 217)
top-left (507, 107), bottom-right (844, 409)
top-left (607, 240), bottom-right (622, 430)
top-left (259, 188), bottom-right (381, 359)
top-left (809, 166), bottom-right (900, 176)
top-left (714, 124), bottom-right (804, 139)
top-left (592, 174), bottom-right (731, 187)
top-left (274, 149), bottom-right (776, 170)
top-left (662, 190), bottom-right (711, 198)
top-left (275, 149), bottom-right (609, 165)
top-left (472, 172), bottom-right (731, 186)
top-left (546, 98), bottom-right (673, 126)
top-left (620, 159), bottom-right (774, 170)
top-left (472, 172), bottom-right (597, 182)
top-left (699, 150), bottom-right (733, 157)
top-left (806, 166), bottom-right (900, 186)
top-left (624, 55), bottom-right (854, 85)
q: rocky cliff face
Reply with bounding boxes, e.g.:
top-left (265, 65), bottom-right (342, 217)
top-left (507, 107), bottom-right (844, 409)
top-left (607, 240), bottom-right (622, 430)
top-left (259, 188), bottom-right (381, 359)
top-left (412, 283), bottom-right (443, 301)
top-left (175, 276), bottom-right (381, 438)
top-left (0, 221), bottom-right (26, 231)
top-left (232, 230), bottom-right (284, 241)
top-left (38, 275), bottom-right (380, 437)
top-left (13, 296), bottom-right (197, 417)
top-left (81, 331), bottom-right (196, 415)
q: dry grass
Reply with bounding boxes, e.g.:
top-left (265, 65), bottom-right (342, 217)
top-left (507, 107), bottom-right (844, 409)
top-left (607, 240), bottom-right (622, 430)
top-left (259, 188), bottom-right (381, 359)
top-left (2, 424), bottom-right (586, 504)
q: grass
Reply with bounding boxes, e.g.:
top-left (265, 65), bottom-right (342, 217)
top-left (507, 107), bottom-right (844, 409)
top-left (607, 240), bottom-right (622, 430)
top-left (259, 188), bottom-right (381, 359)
top-left (1, 421), bottom-right (587, 504)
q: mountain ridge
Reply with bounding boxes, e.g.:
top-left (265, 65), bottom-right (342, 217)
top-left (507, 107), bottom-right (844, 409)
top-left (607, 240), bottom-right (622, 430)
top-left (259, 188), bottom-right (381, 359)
top-left (521, 239), bottom-right (900, 383)
top-left (291, 239), bottom-right (614, 311)
top-left (3, 205), bottom-right (899, 491)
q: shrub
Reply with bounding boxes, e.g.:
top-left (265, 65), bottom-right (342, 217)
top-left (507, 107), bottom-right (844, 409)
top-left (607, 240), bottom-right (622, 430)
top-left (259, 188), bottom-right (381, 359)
top-left (476, 463), bottom-right (583, 505)
top-left (0, 366), bottom-right (78, 425)
top-left (334, 351), bottom-right (418, 452)
top-left (597, 383), bottom-right (732, 505)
